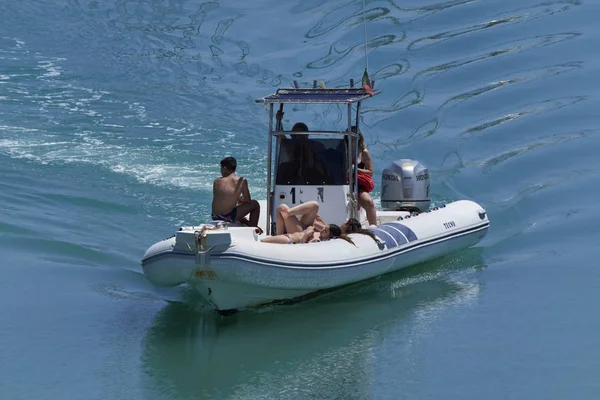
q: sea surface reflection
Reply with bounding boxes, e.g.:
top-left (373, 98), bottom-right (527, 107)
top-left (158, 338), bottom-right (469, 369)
top-left (142, 248), bottom-right (485, 400)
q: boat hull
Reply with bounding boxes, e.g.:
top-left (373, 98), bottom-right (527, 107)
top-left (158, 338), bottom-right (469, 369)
top-left (141, 200), bottom-right (489, 312)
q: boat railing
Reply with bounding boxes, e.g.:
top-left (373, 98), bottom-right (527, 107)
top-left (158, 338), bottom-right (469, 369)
top-left (259, 84), bottom-right (380, 234)
top-left (269, 130), bottom-right (356, 136)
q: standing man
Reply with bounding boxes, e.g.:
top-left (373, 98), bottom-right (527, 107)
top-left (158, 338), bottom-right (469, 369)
top-left (211, 157), bottom-right (260, 227)
top-left (275, 109), bottom-right (308, 138)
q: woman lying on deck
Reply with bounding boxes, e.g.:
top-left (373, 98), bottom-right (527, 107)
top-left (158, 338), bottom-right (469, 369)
top-left (271, 201), bottom-right (324, 235)
top-left (262, 201), bottom-right (353, 244)
top-left (261, 223), bottom-right (348, 244)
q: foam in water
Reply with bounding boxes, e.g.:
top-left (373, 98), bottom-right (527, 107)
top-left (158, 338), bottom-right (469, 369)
top-left (0, 37), bottom-right (259, 193)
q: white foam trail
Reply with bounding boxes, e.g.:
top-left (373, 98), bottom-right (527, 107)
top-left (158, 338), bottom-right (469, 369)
top-left (37, 59), bottom-right (65, 78)
top-left (0, 37), bottom-right (263, 194)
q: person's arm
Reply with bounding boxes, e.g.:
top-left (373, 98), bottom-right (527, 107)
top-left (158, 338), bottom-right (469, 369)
top-left (212, 179), bottom-right (220, 202)
top-left (357, 150), bottom-right (373, 176)
top-left (276, 110), bottom-right (284, 131)
top-left (308, 231), bottom-right (321, 243)
top-left (313, 215), bottom-right (326, 232)
top-left (276, 110), bottom-right (293, 139)
top-left (302, 227), bottom-right (315, 243)
top-left (239, 177), bottom-right (252, 203)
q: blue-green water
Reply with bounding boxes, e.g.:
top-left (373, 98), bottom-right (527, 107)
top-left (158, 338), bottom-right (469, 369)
top-left (1, 0), bottom-right (599, 399)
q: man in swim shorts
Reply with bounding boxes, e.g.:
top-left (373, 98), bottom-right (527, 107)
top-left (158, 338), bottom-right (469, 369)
top-left (211, 156), bottom-right (260, 227)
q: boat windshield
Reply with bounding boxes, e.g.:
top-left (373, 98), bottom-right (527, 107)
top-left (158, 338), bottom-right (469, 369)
top-left (276, 138), bottom-right (348, 185)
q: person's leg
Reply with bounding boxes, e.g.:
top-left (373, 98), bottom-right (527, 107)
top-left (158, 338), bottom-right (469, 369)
top-left (359, 192), bottom-right (377, 226)
top-left (274, 204), bottom-right (291, 234)
top-left (261, 234), bottom-right (291, 244)
top-left (248, 200), bottom-right (260, 227)
top-left (235, 201), bottom-right (259, 226)
top-left (278, 204), bottom-right (304, 234)
top-left (287, 200), bottom-right (319, 228)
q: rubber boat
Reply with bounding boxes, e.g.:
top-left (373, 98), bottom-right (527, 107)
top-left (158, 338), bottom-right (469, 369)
top-left (141, 83), bottom-right (490, 314)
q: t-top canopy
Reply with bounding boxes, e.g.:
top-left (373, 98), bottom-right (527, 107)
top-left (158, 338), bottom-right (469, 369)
top-left (256, 87), bottom-right (379, 105)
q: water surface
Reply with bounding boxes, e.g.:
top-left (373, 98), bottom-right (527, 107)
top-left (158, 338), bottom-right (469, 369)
top-left (1, 0), bottom-right (599, 398)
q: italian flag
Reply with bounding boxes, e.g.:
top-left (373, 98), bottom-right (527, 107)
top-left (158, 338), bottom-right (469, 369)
top-left (362, 68), bottom-right (373, 96)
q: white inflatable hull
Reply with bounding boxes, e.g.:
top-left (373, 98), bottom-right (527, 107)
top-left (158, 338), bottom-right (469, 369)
top-left (141, 200), bottom-right (489, 312)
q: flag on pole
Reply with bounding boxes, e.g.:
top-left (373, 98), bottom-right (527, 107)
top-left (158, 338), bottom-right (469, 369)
top-left (362, 68), bottom-right (373, 96)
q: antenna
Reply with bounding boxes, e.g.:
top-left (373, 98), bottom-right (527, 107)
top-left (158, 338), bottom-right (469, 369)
top-left (360, 0), bottom-right (374, 96)
top-left (362, 0), bottom-right (368, 71)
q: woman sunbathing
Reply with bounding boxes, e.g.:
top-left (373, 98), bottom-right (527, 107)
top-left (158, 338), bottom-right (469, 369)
top-left (261, 223), bottom-right (341, 244)
top-left (263, 201), bottom-right (355, 244)
top-left (272, 201), bottom-right (325, 235)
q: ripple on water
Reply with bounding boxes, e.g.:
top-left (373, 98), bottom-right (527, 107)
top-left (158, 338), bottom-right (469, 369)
top-left (139, 247), bottom-right (485, 399)
top-left (461, 95), bottom-right (586, 136)
top-left (408, 0), bottom-right (581, 52)
top-left (415, 32), bottom-right (581, 81)
top-left (478, 130), bottom-right (591, 173)
top-left (438, 61), bottom-right (582, 111)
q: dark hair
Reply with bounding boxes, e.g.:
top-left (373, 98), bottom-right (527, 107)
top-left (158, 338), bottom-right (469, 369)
top-left (351, 126), bottom-right (366, 152)
top-left (292, 122), bottom-right (309, 132)
top-left (220, 156), bottom-right (237, 172)
top-left (328, 223), bottom-right (355, 246)
top-left (344, 218), bottom-right (378, 243)
top-left (344, 218), bottom-right (362, 234)
top-left (329, 224), bottom-right (342, 237)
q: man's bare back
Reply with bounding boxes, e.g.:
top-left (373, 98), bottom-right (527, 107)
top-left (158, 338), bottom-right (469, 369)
top-left (212, 174), bottom-right (247, 215)
top-left (211, 156), bottom-right (260, 227)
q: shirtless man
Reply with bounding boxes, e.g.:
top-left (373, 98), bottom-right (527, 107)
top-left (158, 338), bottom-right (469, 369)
top-left (211, 157), bottom-right (260, 227)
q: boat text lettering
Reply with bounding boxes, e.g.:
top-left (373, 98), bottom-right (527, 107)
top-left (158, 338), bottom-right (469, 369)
top-left (443, 221), bottom-right (456, 229)
top-left (416, 173), bottom-right (429, 181)
top-left (382, 174), bottom-right (399, 181)
top-left (193, 270), bottom-right (218, 280)
top-left (317, 187), bottom-right (324, 203)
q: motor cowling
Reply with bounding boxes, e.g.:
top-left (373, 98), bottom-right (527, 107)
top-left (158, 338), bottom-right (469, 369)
top-left (381, 159), bottom-right (430, 212)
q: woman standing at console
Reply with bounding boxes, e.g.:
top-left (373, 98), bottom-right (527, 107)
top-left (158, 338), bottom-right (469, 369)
top-left (353, 127), bottom-right (377, 226)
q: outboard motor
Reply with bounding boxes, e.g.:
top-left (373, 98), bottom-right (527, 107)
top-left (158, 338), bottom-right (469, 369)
top-left (381, 159), bottom-right (430, 212)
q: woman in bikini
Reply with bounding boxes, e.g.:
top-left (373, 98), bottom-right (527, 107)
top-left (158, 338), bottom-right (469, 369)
top-left (272, 200), bottom-right (325, 235)
top-left (261, 223), bottom-right (357, 245)
top-left (352, 127), bottom-right (377, 226)
top-left (263, 201), bottom-right (356, 244)
top-left (261, 223), bottom-right (335, 244)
